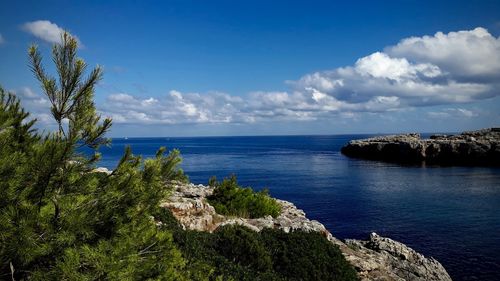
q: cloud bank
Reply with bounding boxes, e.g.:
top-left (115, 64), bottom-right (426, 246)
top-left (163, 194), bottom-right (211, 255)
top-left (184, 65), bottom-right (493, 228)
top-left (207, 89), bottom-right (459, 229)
top-left (293, 27), bottom-right (499, 110)
top-left (22, 20), bottom-right (82, 46)
top-left (19, 27), bottom-right (499, 126)
top-left (100, 27), bottom-right (498, 125)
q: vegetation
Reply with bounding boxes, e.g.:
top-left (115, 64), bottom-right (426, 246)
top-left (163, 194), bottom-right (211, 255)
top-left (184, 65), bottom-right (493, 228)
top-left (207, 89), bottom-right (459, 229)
top-left (0, 33), bottom-right (188, 280)
top-left (0, 32), bottom-right (358, 280)
top-left (207, 175), bottom-right (282, 218)
top-left (159, 209), bottom-right (359, 281)
top-left (259, 228), bottom-right (359, 280)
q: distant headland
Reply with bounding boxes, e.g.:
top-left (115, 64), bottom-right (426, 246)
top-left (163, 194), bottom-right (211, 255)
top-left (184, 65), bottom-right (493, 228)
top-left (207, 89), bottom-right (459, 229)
top-left (341, 128), bottom-right (500, 166)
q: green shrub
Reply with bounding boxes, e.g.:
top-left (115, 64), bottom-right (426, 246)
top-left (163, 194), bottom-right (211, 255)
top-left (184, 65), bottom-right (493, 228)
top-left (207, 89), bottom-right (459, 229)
top-left (156, 209), bottom-right (359, 281)
top-left (207, 175), bottom-right (282, 218)
top-left (261, 228), bottom-right (360, 281)
top-left (155, 208), bottom-right (282, 280)
top-left (214, 224), bottom-right (273, 272)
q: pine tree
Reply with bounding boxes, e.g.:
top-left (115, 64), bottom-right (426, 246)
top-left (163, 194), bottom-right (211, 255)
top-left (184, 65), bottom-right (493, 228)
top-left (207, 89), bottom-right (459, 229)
top-left (0, 33), bottom-right (188, 280)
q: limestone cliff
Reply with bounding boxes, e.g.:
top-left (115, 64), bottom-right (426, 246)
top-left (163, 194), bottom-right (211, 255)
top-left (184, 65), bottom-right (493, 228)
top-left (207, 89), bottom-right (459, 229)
top-left (161, 182), bottom-right (452, 281)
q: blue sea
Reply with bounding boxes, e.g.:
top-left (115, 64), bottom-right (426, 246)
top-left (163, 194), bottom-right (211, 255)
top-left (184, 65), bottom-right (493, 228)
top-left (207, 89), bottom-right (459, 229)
top-left (92, 135), bottom-right (500, 281)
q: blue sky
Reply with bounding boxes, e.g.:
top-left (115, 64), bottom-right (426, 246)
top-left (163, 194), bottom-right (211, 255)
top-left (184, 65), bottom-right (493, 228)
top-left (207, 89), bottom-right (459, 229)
top-left (1, 0), bottom-right (499, 136)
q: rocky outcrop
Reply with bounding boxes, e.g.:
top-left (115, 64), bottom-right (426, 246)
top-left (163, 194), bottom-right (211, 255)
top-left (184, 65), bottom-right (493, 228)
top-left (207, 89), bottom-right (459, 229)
top-left (160, 182), bottom-right (334, 237)
top-left (345, 233), bottom-right (451, 281)
top-left (161, 182), bottom-right (452, 281)
top-left (341, 128), bottom-right (500, 166)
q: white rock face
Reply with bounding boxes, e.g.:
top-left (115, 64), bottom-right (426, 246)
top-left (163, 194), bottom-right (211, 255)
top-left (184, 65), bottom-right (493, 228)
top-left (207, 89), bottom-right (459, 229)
top-left (161, 182), bottom-right (452, 281)
top-left (160, 183), bottom-right (220, 232)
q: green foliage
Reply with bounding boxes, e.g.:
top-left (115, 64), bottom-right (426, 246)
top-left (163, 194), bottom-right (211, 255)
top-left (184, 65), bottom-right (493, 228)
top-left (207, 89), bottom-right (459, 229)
top-left (0, 33), bottom-right (188, 280)
top-left (157, 208), bottom-right (282, 281)
top-left (207, 175), bottom-right (282, 218)
top-left (29, 32), bottom-right (111, 149)
top-left (214, 223), bottom-right (273, 272)
top-left (260, 228), bottom-right (359, 281)
top-left (156, 209), bottom-right (359, 281)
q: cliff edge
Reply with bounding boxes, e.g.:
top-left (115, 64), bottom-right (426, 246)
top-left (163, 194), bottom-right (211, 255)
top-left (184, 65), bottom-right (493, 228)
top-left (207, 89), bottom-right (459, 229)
top-left (341, 128), bottom-right (500, 166)
top-left (161, 182), bottom-right (452, 281)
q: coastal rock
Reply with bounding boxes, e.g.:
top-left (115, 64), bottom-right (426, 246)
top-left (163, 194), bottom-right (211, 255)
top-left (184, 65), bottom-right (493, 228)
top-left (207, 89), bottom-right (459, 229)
top-left (161, 182), bottom-right (452, 281)
top-left (160, 183), bottom-right (222, 232)
top-left (345, 233), bottom-right (452, 281)
top-left (341, 128), bottom-right (500, 166)
top-left (160, 182), bottom-right (332, 236)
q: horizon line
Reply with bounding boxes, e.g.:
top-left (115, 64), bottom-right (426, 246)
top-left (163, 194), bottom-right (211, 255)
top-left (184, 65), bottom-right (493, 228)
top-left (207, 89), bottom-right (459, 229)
top-left (108, 130), bottom-right (461, 139)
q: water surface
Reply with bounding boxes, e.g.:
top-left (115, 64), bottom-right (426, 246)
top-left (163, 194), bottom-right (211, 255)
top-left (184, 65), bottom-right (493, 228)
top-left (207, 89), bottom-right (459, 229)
top-left (92, 135), bottom-right (500, 281)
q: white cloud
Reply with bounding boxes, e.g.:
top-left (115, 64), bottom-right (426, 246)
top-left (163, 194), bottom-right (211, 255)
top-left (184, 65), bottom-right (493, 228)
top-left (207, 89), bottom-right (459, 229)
top-left (291, 27), bottom-right (500, 112)
top-left (355, 52), bottom-right (441, 81)
top-left (101, 91), bottom-right (247, 124)
top-left (11, 87), bottom-right (54, 125)
top-left (427, 108), bottom-right (479, 119)
top-left (22, 20), bottom-right (82, 46)
top-left (386, 27), bottom-right (500, 81)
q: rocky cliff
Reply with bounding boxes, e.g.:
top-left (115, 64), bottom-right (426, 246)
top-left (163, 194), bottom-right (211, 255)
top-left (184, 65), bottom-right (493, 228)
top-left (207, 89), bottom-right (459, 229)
top-left (341, 128), bottom-right (500, 166)
top-left (161, 182), bottom-right (452, 281)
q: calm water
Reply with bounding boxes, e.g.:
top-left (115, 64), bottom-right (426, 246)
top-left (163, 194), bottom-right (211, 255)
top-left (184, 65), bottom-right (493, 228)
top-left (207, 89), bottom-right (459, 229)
top-left (92, 135), bottom-right (500, 281)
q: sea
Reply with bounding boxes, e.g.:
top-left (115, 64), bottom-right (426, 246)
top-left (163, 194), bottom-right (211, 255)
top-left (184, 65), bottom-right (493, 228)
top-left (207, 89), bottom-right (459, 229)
top-left (91, 135), bottom-right (500, 281)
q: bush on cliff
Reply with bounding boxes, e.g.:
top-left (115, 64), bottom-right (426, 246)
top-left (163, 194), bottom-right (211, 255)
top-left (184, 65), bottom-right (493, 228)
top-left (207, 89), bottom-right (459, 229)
top-left (260, 228), bottom-right (359, 281)
top-left (207, 175), bottom-right (281, 218)
top-left (157, 208), bottom-right (359, 281)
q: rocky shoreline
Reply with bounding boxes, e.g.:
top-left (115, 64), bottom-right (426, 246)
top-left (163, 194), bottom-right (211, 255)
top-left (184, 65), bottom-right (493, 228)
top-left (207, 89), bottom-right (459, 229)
top-left (161, 182), bottom-right (452, 281)
top-left (341, 128), bottom-right (500, 166)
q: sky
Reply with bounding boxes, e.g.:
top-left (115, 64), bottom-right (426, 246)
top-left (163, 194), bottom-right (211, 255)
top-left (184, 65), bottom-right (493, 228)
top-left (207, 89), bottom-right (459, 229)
top-left (1, 0), bottom-right (500, 137)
